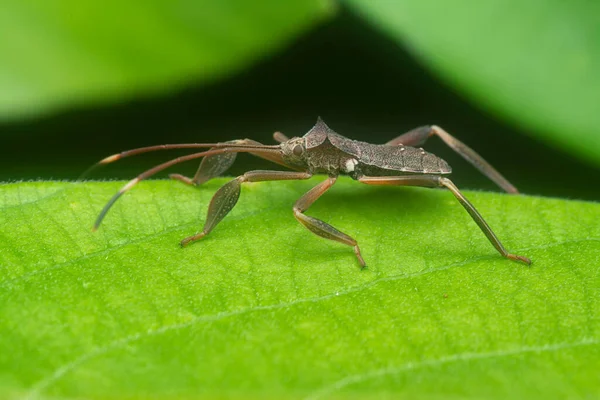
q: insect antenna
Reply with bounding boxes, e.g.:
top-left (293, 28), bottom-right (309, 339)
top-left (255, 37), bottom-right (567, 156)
top-left (92, 145), bottom-right (281, 230)
top-left (80, 142), bottom-right (280, 179)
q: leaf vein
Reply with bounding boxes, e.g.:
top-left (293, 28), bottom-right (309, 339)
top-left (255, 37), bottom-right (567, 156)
top-left (304, 338), bottom-right (600, 400)
top-left (23, 239), bottom-right (600, 398)
top-left (22, 255), bottom-right (509, 397)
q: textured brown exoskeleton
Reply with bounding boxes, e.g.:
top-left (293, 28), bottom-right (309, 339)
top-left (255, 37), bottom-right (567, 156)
top-left (93, 118), bottom-right (531, 268)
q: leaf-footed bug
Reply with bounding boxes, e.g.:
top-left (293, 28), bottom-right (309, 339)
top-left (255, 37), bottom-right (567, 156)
top-left (91, 118), bottom-right (531, 268)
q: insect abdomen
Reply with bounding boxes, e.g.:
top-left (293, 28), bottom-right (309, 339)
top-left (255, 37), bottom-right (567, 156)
top-left (358, 143), bottom-right (451, 175)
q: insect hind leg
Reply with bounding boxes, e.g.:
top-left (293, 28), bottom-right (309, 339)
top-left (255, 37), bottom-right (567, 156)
top-left (358, 175), bottom-right (530, 265)
top-left (386, 125), bottom-right (519, 194)
top-left (386, 126), bottom-right (432, 147)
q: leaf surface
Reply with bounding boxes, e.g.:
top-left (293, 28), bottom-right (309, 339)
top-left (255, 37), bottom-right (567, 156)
top-left (347, 0), bottom-right (600, 166)
top-left (1, 180), bottom-right (599, 399)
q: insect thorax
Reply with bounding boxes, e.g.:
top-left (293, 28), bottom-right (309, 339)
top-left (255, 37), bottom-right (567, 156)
top-left (304, 142), bottom-right (354, 175)
top-left (280, 137), bottom-right (352, 175)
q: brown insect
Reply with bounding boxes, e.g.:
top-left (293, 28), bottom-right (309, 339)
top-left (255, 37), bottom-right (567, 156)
top-left (93, 118), bottom-right (531, 268)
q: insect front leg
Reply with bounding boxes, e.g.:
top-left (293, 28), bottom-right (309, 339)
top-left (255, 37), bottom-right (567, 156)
top-left (386, 126), bottom-right (518, 194)
top-left (180, 170), bottom-right (312, 246)
top-left (359, 175), bottom-right (531, 265)
top-left (293, 176), bottom-right (366, 268)
top-left (273, 131), bottom-right (289, 143)
top-left (170, 139), bottom-right (255, 186)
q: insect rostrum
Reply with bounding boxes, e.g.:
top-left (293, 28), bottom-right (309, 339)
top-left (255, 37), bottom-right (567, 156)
top-left (93, 118), bottom-right (531, 268)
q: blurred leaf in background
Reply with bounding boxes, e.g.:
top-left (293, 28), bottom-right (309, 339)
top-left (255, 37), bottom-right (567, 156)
top-left (348, 0), bottom-right (600, 166)
top-left (0, 0), bottom-right (600, 192)
top-left (0, 0), bottom-right (333, 121)
top-left (1, 0), bottom-right (599, 174)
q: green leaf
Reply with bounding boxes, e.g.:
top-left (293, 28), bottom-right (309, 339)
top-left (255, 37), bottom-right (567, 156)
top-left (0, 1), bottom-right (333, 121)
top-left (347, 0), bottom-right (600, 166)
top-left (2, 179), bottom-right (599, 399)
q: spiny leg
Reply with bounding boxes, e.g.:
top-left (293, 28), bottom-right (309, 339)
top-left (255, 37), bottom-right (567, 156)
top-left (359, 175), bottom-right (531, 265)
top-left (293, 176), bottom-right (366, 268)
top-left (386, 126), bottom-right (518, 194)
top-left (180, 170), bottom-right (312, 246)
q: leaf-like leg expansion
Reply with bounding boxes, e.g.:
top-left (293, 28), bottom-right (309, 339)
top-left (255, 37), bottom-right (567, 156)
top-left (170, 138), bottom-right (299, 186)
top-left (170, 139), bottom-right (253, 186)
top-left (180, 170), bottom-right (312, 246)
top-left (386, 126), bottom-right (518, 194)
top-left (293, 176), bottom-right (366, 268)
top-left (359, 175), bottom-right (531, 265)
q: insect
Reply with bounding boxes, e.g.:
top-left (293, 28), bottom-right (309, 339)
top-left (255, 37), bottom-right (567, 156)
top-left (92, 118), bottom-right (531, 268)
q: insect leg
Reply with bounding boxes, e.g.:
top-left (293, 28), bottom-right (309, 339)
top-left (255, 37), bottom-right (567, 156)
top-left (170, 139), bottom-right (257, 186)
top-left (359, 175), bottom-right (531, 265)
top-left (170, 138), bottom-right (301, 186)
top-left (180, 170), bottom-right (312, 246)
top-left (386, 126), bottom-right (518, 194)
top-left (273, 131), bottom-right (289, 143)
top-left (293, 176), bottom-right (366, 268)
top-left (386, 126), bottom-right (432, 147)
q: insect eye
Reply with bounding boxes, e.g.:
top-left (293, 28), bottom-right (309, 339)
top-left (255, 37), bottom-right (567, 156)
top-left (292, 144), bottom-right (304, 156)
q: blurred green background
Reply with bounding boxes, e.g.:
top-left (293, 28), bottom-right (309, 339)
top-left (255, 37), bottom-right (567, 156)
top-left (1, 1), bottom-right (599, 200)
